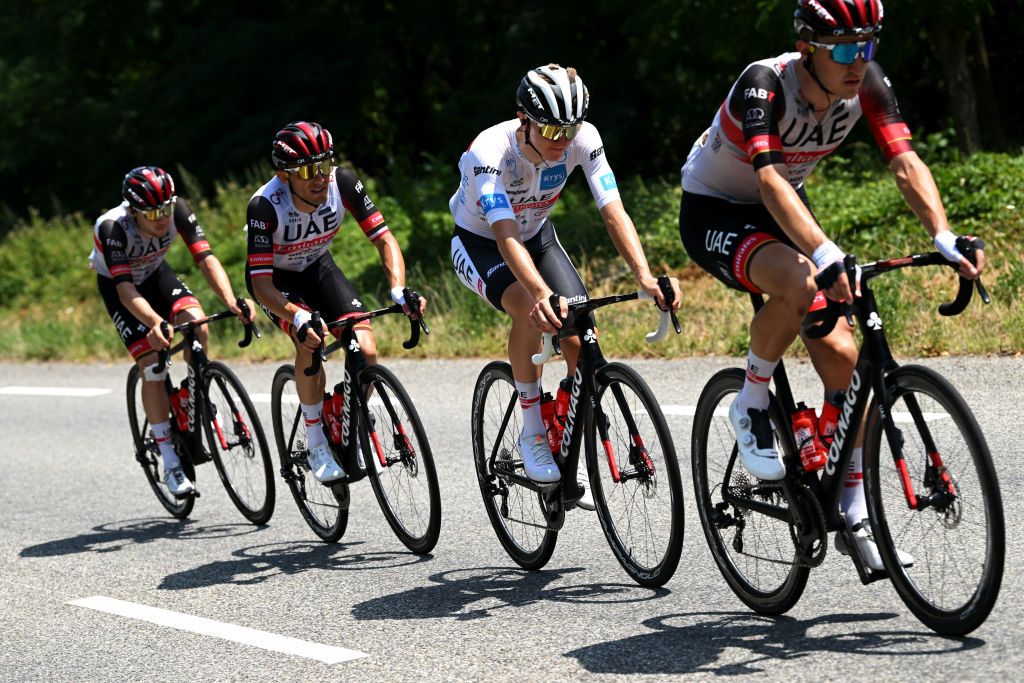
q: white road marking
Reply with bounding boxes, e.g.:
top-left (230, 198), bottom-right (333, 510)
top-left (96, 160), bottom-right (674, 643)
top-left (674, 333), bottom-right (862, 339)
top-left (249, 393), bottom-right (387, 407)
top-left (655, 405), bottom-right (949, 422)
top-left (0, 386), bottom-right (110, 397)
top-left (68, 596), bottom-right (366, 664)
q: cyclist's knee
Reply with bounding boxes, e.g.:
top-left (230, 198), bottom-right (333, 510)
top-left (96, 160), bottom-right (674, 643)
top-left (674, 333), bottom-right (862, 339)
top-left (356, 327), bottom-right (377, 362)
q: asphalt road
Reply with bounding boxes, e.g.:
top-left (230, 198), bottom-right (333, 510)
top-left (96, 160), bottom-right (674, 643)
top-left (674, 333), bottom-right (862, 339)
top-left (1, 357), bottom-right (1021, 681)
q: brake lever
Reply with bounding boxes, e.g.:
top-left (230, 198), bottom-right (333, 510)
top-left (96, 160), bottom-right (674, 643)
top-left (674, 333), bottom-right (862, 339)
top-left (656, 274), bottom-right (682, 334)
top-left (303, 311), bottom-right (326, 376)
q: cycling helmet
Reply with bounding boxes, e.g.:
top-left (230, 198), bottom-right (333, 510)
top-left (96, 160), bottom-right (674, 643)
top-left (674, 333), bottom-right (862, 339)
top-left (122, 166), bottom-right (176, 211)
top-left (794, 0), bottom-right (883, 38)
top-left (516, 64), bottom-right (589, 126)
top-left (271, 121), bottom-right (334, 169)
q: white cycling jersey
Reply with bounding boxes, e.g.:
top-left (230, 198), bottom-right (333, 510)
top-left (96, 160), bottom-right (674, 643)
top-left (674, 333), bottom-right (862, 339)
top-left (449, 119), bottom-right (620, 241)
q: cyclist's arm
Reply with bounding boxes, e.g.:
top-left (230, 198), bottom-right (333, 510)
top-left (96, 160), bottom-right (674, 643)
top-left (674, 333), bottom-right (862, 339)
top-left (115, 281), bottom-right (163, 330)
top-left (197, 255), bottom-right (250, 321)
top-left (598, 199), bottom-right (680, 311)
top-left (493, 219), bottom-right (550, 302)
top-left (756, 164), bottom-right (828, 257)
top-left (245, 196), bottom-right (307, 330)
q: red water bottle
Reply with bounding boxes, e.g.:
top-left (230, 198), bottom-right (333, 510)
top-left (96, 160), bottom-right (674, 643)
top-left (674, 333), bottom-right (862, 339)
top-left (540, 392), bottom-right (561, 454)
top-left (322, 392), bottom-right (341, 445)
top-left (175, 380), bottom-right (190, 432)
top-left (818, 390), bottom-right (844, 449)
top-left (554, 377), bottom-right (571, 438)
top-left (792, 402), bottom-right (826, 472)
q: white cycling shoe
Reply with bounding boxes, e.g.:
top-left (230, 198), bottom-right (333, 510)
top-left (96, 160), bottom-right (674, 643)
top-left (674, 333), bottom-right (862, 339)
top-left (307, 442), bottom-right (346, 483)
top-left (164, 466), bottom-right (195, 498)
top-left (729, 401), bottom-right (785, 481)
top-left (835, 520), bottom-right (915, 571)
top-left (519, 433), bottom-right (561, 484)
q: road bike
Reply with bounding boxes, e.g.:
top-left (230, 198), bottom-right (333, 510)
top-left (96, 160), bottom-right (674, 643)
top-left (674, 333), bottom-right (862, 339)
top-left (126, 300), bottom-right (274, 524)
top-left (472, 277), bottom-right (685, 587)
top-left (269, 291), bottom-right (441, 553)
top-left (691, 239), bottom-right (1004, 635)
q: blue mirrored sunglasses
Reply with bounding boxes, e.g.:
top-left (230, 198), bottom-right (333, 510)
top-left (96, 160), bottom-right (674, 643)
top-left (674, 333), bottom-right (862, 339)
top-left (808, 39), bottom-right (878, 65)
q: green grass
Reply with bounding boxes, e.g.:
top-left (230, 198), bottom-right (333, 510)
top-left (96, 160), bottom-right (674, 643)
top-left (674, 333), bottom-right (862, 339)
top-left (1, 148), bottom-right (1021, 362)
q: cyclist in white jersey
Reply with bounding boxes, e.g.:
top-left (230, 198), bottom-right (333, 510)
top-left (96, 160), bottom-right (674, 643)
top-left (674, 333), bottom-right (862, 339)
top-left (90, 166), bottom-right (254, 496)
top-left (246, 121), bottom-right (425, 484)
top-left (451, 64), bottom-right (681, 493)
top-left (678, 0), bottom-right (986, 569)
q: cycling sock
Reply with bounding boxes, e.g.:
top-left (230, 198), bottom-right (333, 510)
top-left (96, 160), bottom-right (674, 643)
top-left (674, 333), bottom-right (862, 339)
top-left (301, 402), bottom-right (328, 449)
top-left (151, 420), bottom-right (181, 470)
top-left (840, 446), bottom-right (867, 526)
top-left (736, 350), bottom-right (778, 412)
top-left (515, 379), bottom-right (545, 437)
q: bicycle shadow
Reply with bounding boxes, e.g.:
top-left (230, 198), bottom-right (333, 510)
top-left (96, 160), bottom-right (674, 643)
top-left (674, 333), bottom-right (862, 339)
top-left (159, 540), bottom-right (429, 590)
top-left (19, 517), bottom-right (260, 558)
top-left (566, 611), bottom-right (985, 675)
top-left (352, 566), bottom-right (669, 622)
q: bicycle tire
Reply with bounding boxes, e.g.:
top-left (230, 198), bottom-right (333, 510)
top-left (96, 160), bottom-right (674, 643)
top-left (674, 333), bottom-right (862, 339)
top-left (691, 368), bottom-right (808, 614)
top-left (360, 364), bottom-right (442, 554)
top-left (126, 365), bottom-right (194, 519)
top-left (270, 364), bottom-right (349, 542)
top-left (585, 362), bottom-right (684, 587)
top-left (471, 361), bottom-right (557, 570)
top-left (864, 364), bottom-right (1005, 636)
top-left (202, 361), bottom-right (275, 525)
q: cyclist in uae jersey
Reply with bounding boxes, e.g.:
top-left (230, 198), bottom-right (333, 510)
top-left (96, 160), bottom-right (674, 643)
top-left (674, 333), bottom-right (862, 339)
top-left (678, 0), bottom-right (985, 570)
top-left (246, 121), bottom-right (425, 484)
top-left (90, 166), bottom-right (254, 496)
top-left (450, 64), bottom-right (680, 493)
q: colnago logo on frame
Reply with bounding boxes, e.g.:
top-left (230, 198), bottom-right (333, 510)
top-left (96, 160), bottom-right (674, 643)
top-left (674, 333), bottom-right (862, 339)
top-left (340, 368), bottom-right (353, 448)
top-left (559, 367), bottom-right (584, 459)
top-left (825, 369), bottom-right (861, 475)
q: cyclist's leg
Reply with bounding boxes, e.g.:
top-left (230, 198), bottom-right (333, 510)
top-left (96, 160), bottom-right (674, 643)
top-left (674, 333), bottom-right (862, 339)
top-left (532, 220), bottom-right (591, 379)
top-left (310, 253), bottom-right (376, 363)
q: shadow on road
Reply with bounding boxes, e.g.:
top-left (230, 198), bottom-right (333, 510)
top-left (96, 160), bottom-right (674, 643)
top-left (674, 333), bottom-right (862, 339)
top-left (352, 566), bottom-right (669, 622)
top-left (19, 517), bottom-right (260, 558)
top-left (160, 540), bottom-right (429, 590)
top-left (566, 611), bottom-right (985, 675)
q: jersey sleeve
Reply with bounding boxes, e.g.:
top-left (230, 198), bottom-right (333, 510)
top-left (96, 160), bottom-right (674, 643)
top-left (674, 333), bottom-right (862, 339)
top-left (465, 149), bottom-right (515, 225)
top-left (859, 62), bottom-right (914, 161)
top-left (335, 167), bottom-right (390, 242)
top-left (576, 124), bottom-right (620, 210)
top-left (174, 198), bottom-right (212, 262)
top-left (95, 220), bottom-right (133, 285)
top-left (726, 64), bottom-right (787, 170)
top-left (245, 196), bottom-right (277, 279)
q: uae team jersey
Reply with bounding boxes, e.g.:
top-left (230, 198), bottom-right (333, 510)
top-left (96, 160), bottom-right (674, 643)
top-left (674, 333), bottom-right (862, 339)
top-left (449, 119), bottom-right (621, 241)
top-left (682, 53), bottom-right (914, 203)
top-left (88, 198), bottom-right (211, 284)
top-left (245, 166), bottom-right (389, 278)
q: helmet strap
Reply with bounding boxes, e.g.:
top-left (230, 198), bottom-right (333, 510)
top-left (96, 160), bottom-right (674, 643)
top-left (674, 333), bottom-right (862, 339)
top-left (521, 119), bottom-right (551, 168)
top-left (801, 52), bottom-right (836, 109)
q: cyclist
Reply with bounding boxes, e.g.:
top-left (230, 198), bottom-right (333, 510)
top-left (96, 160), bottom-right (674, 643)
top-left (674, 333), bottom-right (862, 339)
top-left (246, 120), bottom-right (425, 484)
top-left (90, 166), bottom-right (254, 497)
top-left (678, 0), bottom-right (985, 569)
top-left (450, 64), bottom-right (681, 501)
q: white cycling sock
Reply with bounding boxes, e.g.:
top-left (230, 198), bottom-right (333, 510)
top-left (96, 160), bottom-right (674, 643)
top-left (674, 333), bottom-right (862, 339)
top-left (840, 446), bottom-right (867, 527)
top-left (516, 379), bottom-right (545, 437)
top-left (151, 421), bottom-right (180, 471)
top-left (301, 402), bottom-right (328, 449)
top-left (736, 350), bottom-right (778, 412)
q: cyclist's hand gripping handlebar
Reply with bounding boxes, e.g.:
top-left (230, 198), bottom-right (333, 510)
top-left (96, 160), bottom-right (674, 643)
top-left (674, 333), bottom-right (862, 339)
top-left (803, 256), bottom-right (855, 339)
top-left (402, 288), bottom-right (430, 350)
top-left (153, 321), bottom-right (172, 374)
top-left (640, 274), bottom-right (681, 343)
top-left (939, 237), bottom-right (989, 316)
top-left (303, 311), bottom-right (327, 377)
top-left (237, 298), bottom-right (261, 348)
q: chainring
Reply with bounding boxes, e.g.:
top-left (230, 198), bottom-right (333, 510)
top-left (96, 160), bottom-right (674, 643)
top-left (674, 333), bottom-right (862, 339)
top-left (787, 479), bottom-right (828, 567)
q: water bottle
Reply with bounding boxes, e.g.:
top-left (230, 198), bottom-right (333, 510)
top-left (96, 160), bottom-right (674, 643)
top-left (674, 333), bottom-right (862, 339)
top-left (322, 392), bottom-right (342, 445)
top-left (540, 392), bottom-right (561, 454)
top-left (818, 390), bottom-right (845, 448)
top-left (792, 402), bottom-right (826, 472)
top-left (554, 377), bottom-right (571, 435)
top-left (175, 380), bottom-right (190, 432)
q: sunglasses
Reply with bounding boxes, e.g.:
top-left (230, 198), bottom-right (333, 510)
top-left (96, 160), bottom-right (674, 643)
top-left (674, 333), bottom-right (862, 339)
top-left (287, 158), bottom-right (333, 180)
top-left (535, 122), bottom-right (582, 141)
top-left (808, 39), bottom-right (878, 65)
top-left (136, 198), bottom-right (175, 221)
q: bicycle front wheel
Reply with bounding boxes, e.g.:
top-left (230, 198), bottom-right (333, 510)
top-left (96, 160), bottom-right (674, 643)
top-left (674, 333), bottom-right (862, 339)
top-left (865, 364), bottom-right (1004, 636)
top-left (360, 364), bottom-right (441, 554)
top-left (586, 362), bottom-right (684, 587)
top-left (271, 364), bottom-right (349, 542)
top-left (691, 368), bottom-right (808, 614)
top-left (203, 361), bottom-right (275, 525)
top-left (471, 361), bottom-right (557, 569)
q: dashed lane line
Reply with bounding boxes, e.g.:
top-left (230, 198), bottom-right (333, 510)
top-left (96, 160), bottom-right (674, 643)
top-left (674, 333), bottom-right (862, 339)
top-left (0, 386), bottom-right (110, 397)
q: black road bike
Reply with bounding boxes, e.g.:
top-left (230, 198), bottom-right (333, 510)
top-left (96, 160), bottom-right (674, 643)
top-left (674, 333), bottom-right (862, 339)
top-left (472, 277), bottom-right (685, 587)
top-left (270, 291), bottom-right (441, 553)
top-left (126, 301), bottom-right (274, 524)
top-left (692, 239), bottom-right (1004, 635)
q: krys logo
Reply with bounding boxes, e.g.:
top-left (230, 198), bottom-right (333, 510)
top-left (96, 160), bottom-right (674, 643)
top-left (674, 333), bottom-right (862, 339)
top-left (539, 164), bottom-right (568, 190)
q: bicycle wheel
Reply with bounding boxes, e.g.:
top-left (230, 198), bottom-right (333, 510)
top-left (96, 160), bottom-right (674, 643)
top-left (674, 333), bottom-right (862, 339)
top-left (202, 361), bottom-right (275, 525)
top-left (126, 365), bottom-right (193, 519)
top-left (691, 368), bottom-right (808, 614)
top-left (360, 364), bottom-right (441, 554)
top-left (471, 361), bottom-right (557, 569)
top-left (585, 362), bottom-right (684, 587)
top-left (271, 364), bottom-right (349, 542)
top-left (864, 364), bottom-right (1004, 636)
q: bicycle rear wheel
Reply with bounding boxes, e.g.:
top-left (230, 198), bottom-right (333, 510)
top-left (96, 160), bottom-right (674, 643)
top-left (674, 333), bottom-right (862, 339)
top-left (203, 361), bottom-right (275, 525)
top-left (471, 361), bottom-right (557, 569)
top-left (360, 364), bottom-right (441, 554)
top-left (586, 362), bottom-right (684, 587)
top-left (691, 368), bottom-right (808, 614)
top-left (865, 364), bottom-right (1004, 636)
top-left (126, 365), bottom-right (193, 519)
top-left (271, 364), bottom-right (349, 542)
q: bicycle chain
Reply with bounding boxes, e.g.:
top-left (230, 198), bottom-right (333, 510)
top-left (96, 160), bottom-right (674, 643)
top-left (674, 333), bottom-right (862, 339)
top-left (722, 477), bottom-right (827, 568)
top-left (787, 479), bottom-right (828, 568)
